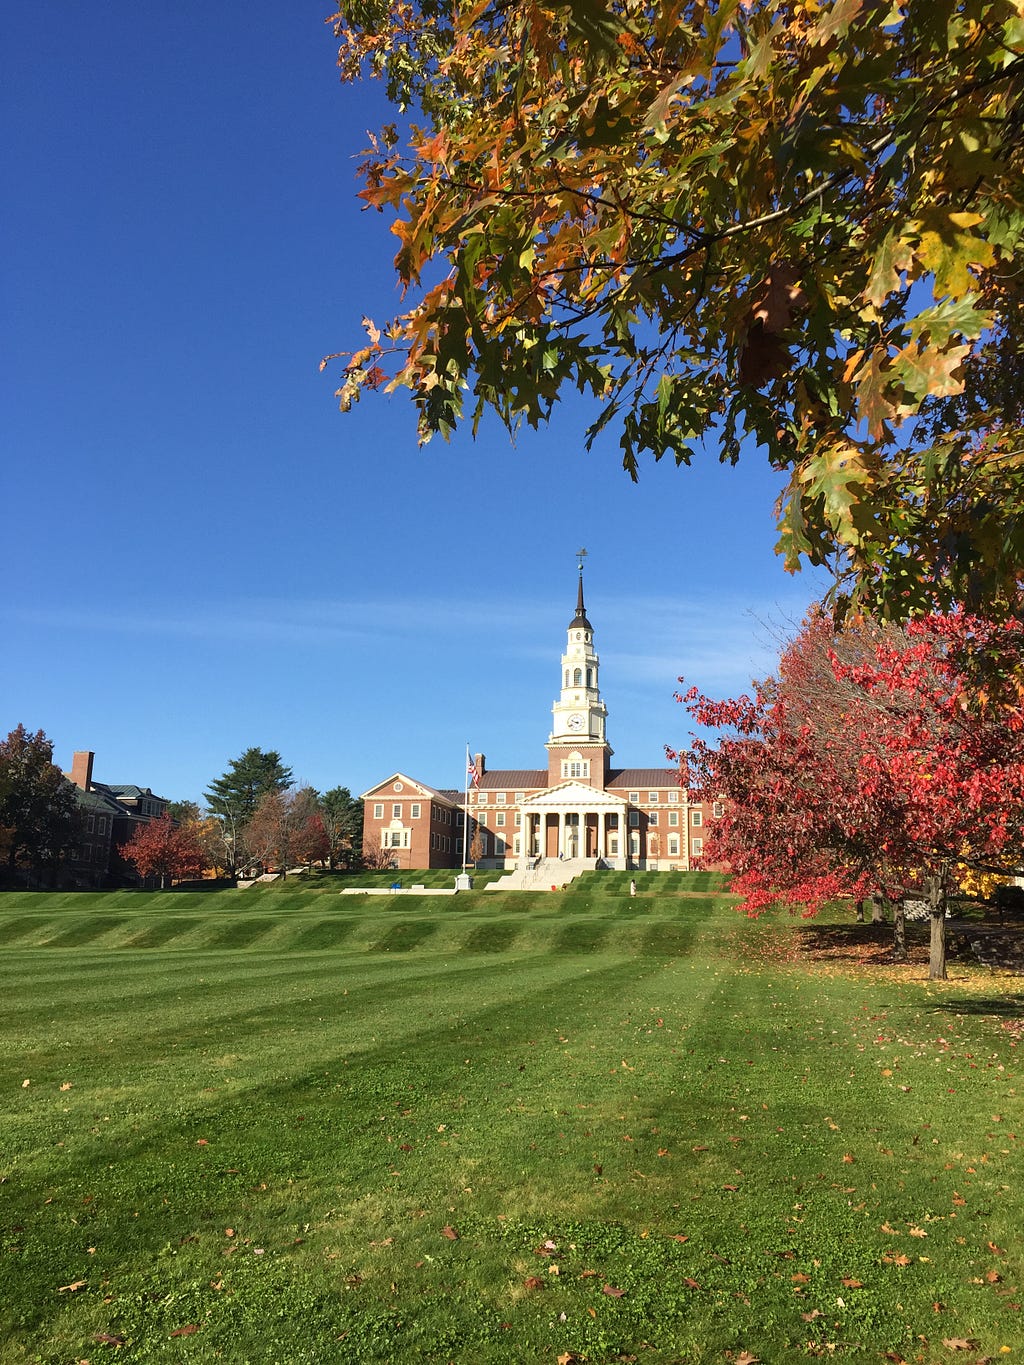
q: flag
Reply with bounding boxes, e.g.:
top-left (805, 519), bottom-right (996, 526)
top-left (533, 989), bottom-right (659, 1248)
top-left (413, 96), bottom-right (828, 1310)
top-left (466, 748), bottom-right (480, 789)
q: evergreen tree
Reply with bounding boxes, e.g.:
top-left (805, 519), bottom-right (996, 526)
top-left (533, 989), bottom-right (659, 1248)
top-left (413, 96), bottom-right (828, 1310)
top-left (203, 749), bottom-right (293, 822)
top-left (203, 748), bottom-right (293, 879)
top-left (319, 786), bottom-right (363, 870)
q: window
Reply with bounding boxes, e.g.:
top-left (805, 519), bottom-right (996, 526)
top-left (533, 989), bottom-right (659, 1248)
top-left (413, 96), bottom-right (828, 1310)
top-left (411, 804), bottom-right (421, 819)
top-left (477, 792), bottom-right (487, 804)
top-left (587, 667), bottom-right (594, 687)
top-left (649, 791), bottom-right (659, 803)
top-left (668, 836), bottom-right (680, 856)
top-left (86, 814), bottom-right (95, 833)
top-left (609, 837), bottom-right (618, 854)
top-left (97, 816), bottom-right (106, 835)
top-left (691, 837), bottom-right (704, 856)
top-left (691, 810), bottom-right (703, 826)
top-left (392, 803), bottom-right (402, 819)
top-left (456, 838), bottom-right (463, 853)
top-left (479, 812), bottom-right (488, 825)
top-left (515, 791), bottom-right (525, 803)
top-left (630, 834), bottom-right (640, 855)
top-left (495, 791), bottom-right (506, 804)
top-left (563, 760), bottom-right (589, 779)
top-left (495, 812), bottom-right (506, 827)
top-left (629, 811), bottom-right (640, 827)
top-left (574, 667), bottom-right (583, 685)
top-left (628, 791), bottom-right (639, 804)
top-left (713, 801), bottom-right (725, 818)
top-left (514, 812), bottom-right (521, 827)
top-left (668, 810), bottom-right (679, 827)
top-left (667, 789), bottom-right (680, 803)
top-left (373, 803), bottom-right (384, 819)
top-left (648, 812), bottom-right (658, 826)
top-left (514, 838), bottom-right (520, 854)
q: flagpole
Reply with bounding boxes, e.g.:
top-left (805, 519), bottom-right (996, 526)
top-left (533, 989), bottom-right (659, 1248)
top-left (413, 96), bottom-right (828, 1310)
top-left (462, 742), bottom-right (471, 875)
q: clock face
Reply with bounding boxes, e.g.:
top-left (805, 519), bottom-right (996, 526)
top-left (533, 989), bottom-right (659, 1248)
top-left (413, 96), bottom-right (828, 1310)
top-left (567, 713), bottom-right (585, 732)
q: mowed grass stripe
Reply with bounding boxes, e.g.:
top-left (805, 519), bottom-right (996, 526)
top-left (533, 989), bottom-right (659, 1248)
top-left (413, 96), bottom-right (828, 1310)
top-left (0, 896), bottom-right (725, 956)
top-left (1, 890), bottom-right (1021, 1363)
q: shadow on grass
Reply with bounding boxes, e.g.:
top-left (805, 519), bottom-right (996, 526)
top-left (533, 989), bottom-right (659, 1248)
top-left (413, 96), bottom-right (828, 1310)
top-left (795, 921), bottom-right (930, 963)
top-left (928, 995), bottom-right (1024, 1017)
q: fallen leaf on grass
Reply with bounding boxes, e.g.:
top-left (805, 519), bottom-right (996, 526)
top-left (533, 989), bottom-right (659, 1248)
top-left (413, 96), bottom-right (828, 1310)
top-left (736, 1353), bottom-right (761, 1365)
top-left (58, 1280), bottom-right (87, 1293)
top-left (442, 1225), bottom-right (458, 1240)
top-left (841, 1277), bottom-right (865, 1288)
top-left (791, 1272), bottom-right (810, 1284)
top-left (683, 1277), bottom-right (701, 1290)
top-left (93, 1334), bottom-right (126, 1346)
top-left (579, 1269), bottom-right (598, 1278)
top-left (196, 1139), bottom-right (209, 1146)
top-left (941, 1340), bottom-right (977, 1351)
top-left (909, 1226), bottom-right (928, 1238)
top-left (881, 1253), bottom-right (912, 1266)
top-left (671, 1233), bottom-right (689, 1243)
top-left (60, 1082), bottom-right (73, 1092)
top-left (602, 1284), bottom-right (625, 1297)
top-left (986, 1269), bottom-right (1002, 1283)
top-left (802, 1309), bottom-right (823, 1321)
top-left (523, 1276), bottom-right (545, 1291)
top-left (170, 1324), bottom-right (198, 1337)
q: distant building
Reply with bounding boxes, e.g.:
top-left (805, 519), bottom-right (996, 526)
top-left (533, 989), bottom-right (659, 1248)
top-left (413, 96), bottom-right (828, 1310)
top-left (360, 569), bottom-right (722, 872)
top-left (63, 751), bottom-right (169, 886)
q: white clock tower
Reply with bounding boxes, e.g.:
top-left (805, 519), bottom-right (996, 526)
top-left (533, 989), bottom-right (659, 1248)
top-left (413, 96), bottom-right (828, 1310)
top-left (546, 553), bottom-right (611, 787)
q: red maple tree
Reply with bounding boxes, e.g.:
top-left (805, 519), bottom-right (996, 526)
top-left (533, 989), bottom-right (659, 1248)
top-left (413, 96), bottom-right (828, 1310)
top-left (679, 610), bottom-right (1024, 978)
top-left (120, 813), bottom-right (209, 889)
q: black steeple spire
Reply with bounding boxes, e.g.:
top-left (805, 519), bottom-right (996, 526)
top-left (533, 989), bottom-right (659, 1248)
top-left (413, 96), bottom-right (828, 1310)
top-left (569, 548), bottom-right (593, 630)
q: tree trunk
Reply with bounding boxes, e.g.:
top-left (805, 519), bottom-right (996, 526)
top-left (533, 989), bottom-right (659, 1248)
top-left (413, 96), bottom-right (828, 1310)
top-left (891, 900), bottom-right (907, 962)
top-left (926, 872), bottom-right (947, 980)
top-left (871, 893), bottom-right (887, 924)
top-left (854, 898), bottom-right (866, 923)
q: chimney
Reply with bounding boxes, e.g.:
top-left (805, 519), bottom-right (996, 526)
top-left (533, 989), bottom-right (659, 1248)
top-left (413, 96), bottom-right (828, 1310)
top-left (68, 751), bottom-right (95, 790)
top-left (474, 753), bottom-right (486, 778)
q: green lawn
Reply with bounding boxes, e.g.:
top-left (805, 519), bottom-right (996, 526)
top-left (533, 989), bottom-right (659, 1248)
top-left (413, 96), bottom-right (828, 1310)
top-left (0, 878), bottom-right (1020, 1363)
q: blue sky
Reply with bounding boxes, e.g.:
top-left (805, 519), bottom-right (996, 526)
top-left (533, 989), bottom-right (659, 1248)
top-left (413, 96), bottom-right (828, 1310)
top-left (2, 2), bottom-right (830, 804)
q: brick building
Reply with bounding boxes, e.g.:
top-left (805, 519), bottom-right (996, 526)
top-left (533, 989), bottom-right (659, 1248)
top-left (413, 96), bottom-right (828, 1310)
top-left (63, 750), bottom-right (170, 886)
top-left (360, 569), bottom-right (722, 872)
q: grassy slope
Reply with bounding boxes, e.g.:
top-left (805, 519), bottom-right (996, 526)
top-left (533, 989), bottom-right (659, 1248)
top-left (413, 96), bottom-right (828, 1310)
top-left (0, 878), bottom-right (1020, 1364)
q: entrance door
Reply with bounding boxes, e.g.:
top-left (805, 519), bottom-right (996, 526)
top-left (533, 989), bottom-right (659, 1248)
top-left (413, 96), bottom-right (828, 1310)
top-left (545, 816), bottom-right (559, 858)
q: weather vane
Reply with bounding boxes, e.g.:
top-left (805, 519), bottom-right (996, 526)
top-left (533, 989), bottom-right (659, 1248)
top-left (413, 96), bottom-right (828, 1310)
top-left (576, 546), bottom-right (588, 572)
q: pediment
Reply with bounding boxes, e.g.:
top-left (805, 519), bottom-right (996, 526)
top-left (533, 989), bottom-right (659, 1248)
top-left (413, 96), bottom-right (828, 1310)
top-left (523, 781), bottom-right (628, 810)
top-left (360, 772), bottom-right (434, 801)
